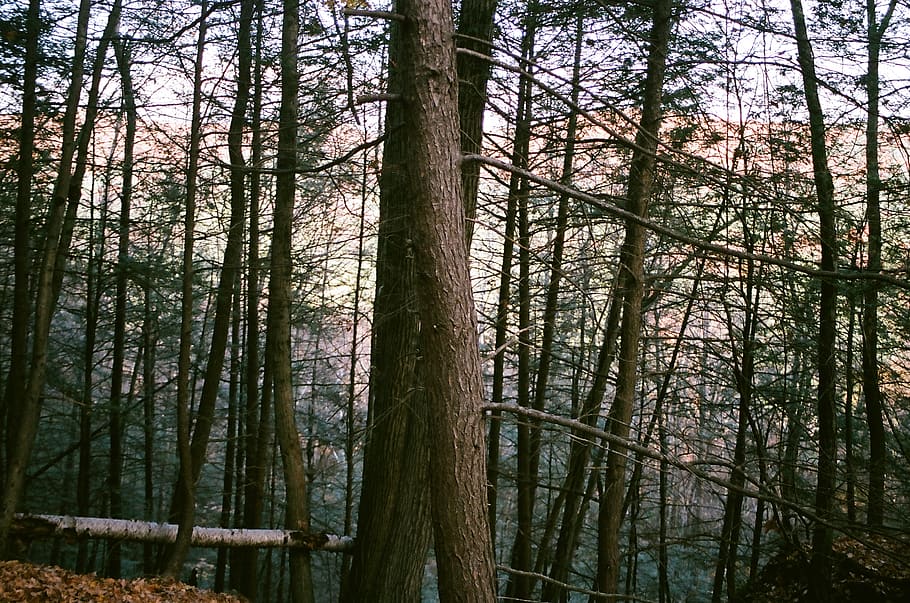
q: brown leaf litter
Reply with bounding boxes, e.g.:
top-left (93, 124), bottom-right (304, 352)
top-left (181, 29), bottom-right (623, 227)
top-left (0, 560), bottom-right (247, 602)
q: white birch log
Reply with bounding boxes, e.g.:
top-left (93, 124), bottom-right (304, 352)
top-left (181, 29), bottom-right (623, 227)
top-left (12, 514), bottom-right (353, 552)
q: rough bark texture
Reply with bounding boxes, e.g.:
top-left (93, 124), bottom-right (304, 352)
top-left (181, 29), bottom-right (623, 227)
top-left (398, 1), bottom-right (497, 599)
top-left (594, 0), bottom-right (673, 596)
top-left (789, 0), bottom-right (839, 599)
top-left (341, 7), bottom-right (432, 602)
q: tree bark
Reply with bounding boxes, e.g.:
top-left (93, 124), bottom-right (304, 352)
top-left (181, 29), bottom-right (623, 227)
top-left (9, 514), bottom-right (352, 551)
top-left (105, 35), bottom-right (136, 579)
top-left (485, 2), bottom-right (535, 559)
top-left (342, 6), bottom-right (432, 602)
top-left (456, 0), bottom-right (498, 245)
top-left (231, 0), bottom-right (268, 596)
top-left (1, 0), bottom-right (40, 492)
top-left (594, 0), bottom-right (673, 596)
top-left (398, 0), bottom-right (498, 599)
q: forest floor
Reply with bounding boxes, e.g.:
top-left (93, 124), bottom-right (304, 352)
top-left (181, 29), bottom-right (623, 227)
top-left (0, 560), bottom-right (247, 602)
top-left (735, 532), bottom-right (910, 602)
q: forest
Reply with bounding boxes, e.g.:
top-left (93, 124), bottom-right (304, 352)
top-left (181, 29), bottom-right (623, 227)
top-left (1, 0), bottom-right (909, 601)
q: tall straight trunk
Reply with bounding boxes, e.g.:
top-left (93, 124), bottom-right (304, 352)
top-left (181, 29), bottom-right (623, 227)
top-left (504, 8), bottom-right (537, 598)
top-left (657, 411), bottom-right (670, 603)
top-left (342, 10), bottom-right (431, 603)
top-left (594, 0), bottom-right (673, 596)
top-left (170, 0), bottom-right (253, 530)
top-left (232, 0), bottom-right (266, 596)
top-left (485, 4), bottom-right (535, 555)
top-left (844, 290), bottom-right (858, 523)
top-left (456, 0), bottom-right (498, 245)
top-left (396, 1), bottom-right (497, 599)
top-left (0, 0), bottom-right (91, 557)
top-left (105, 36), bottom-right (136, 579)
top-left (789, 1), bottom-right (839, 599)
top-left (270, 1), bottom-right (315, 601)
top-left (861, 0), bottom-right (897, 528)
top-left (339, 147), bottom-right (368, 591)
top-left (1, 0), bottom-right (40, 488)
top-left (162, 2), bottom-right (207, 579)
top-left (77, 187), bottom-right (105, 574)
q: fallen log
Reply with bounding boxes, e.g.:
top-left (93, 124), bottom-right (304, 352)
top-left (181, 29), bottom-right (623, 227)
top-left (11, 513), bottom-right (354, 552)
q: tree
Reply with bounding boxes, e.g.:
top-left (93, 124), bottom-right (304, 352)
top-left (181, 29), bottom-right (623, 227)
top-left (0, 0), bottom-right (93, 556)
top-left (594, 0), bottom-right (674, 595)
top-left (268, 0), bottom-right (315, 601)
top-left (397, 0), bottom-right (497, 598)
top-left (788, 0), bottom-right (839, 599)
top-left (341, 6), bottom-right (432, 600)
top-left (861, 0), bottom-right (898, 529)
top-left (161, 0), bottom-right (208, 580)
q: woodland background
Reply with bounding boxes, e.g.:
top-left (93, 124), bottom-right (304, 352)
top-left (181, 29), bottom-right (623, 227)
top-left (0, 0), bottom-right (909, 602)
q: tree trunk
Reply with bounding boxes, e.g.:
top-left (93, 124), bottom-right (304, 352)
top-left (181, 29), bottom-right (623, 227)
top-left (711, 264), bottom-right (759, 603)
top-left (789, 1), bottom-right (839, 599)
top-left (162, 2), bottom-right (208, 578)
top-left (0, 0), bottom-right (92, 558)
top-left (1, 0), bottom-right (40, 493)
top-left (169, 0), bottom-right (253, 532)
top-left (231, 0), bottom-right (267, 596)
top-left (861, 0), bottom-right (897, 528)
top-left (485, 3), bottom-right (535, 559)
top-left (456, 0), bottom-right (498, 246)
top-left (270, 1), bottom-right (315, 601)
top-left (342, 7), bottom-right (431, 603)
top-left (9, 514), bottom-right (351, 550)
top-left (105, 35), bottom-right (136, 579)
top-left (399, 0), bottom-right (498, 599)
top-left (594, 0), bottom-right (673, 596)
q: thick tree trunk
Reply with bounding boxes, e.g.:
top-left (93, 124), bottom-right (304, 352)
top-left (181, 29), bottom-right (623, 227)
top-left (342, 7), bottom-right (431, 602)
top-left (789, 1), bottom-right (839, 599)
top-left (594, 0), bottom-right (673, 596)
top-left (399, 0), bottom-right (498, 599)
